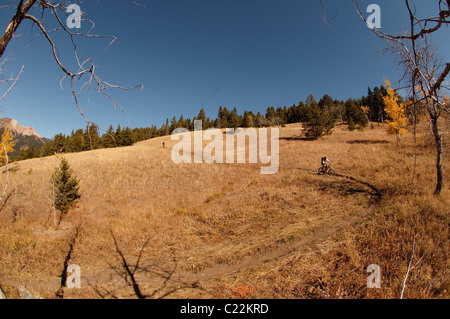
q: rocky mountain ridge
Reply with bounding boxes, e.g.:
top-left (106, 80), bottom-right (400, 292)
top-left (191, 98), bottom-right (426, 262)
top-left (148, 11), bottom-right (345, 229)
top-left (0, 117), bottom-right (42, 138)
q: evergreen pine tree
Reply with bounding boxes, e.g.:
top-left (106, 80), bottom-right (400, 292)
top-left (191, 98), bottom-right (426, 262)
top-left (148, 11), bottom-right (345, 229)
top-left (345, 99), bottom-right (368, 129)
top-left (18, 146), bottom-right (40, 161)
top-left (72, 129), bottom-right (85, 152)
top-left (266, 106), bottom-right (276, 125)
top-left (164, 118), bottom-right (169, 135)
top-left (178, 114), bottom-right (186, 129)
top-left (170, 116), bottom-right (178, 133)
top-left (230, 107), bottom-right (241, 129)
top-left (205, 117), bottom-right (213, 129)
top-left (303, 107), bottom-right (329, 140)
top-left (102, 125), bottom-right (117, 148)
top-left (52, 133), bottom-right (66, 153)
top-left (243, 111), bottom-right (254, 127)
top-left (121, 127), bottom-right (135, 146)
top-left (115, 125), bottom-right (124, 146)
top-left (84, 124), bottom-right (100, 150)
top-left (255, 112), bottom-right (264, 128)
top-left (50, 157), bottom-right (80, 226)
top-left (197, 108), bottom-right (206, 123)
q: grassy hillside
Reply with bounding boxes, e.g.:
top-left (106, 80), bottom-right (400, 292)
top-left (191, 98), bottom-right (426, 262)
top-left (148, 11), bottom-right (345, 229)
top-left (0, 123), bottom-right (448, 299)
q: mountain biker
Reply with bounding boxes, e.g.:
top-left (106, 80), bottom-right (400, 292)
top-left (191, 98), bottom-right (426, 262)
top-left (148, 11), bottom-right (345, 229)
top-left (321, 156), bottom-right (331, 170)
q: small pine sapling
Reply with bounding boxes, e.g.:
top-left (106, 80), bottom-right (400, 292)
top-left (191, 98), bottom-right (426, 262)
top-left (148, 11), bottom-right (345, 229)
top-left (50, 157), bottom-right (80, 226)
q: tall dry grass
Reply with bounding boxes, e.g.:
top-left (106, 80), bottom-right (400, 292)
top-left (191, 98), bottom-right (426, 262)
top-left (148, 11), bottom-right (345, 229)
top-left (0, 122), bottom-right (448, 299)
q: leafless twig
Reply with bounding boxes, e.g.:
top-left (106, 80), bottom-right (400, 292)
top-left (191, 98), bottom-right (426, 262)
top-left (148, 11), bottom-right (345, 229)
top-left (0, 64), bottom-right (24, 103)
top-left (319, 0), bottom-right (332, 27)
top-left (400, 235), bottom-right (430, 299)
top-left (0, 1), bottom-right (143, 143)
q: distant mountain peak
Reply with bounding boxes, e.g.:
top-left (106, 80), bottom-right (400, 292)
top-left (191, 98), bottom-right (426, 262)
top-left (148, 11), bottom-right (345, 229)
top-left (0, 117), bottom-right (42, 138)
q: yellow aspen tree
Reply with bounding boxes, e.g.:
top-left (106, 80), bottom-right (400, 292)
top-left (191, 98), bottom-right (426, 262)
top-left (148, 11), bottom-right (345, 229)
top-left (383, 80), bottom-right (408, 143)
top-left (0, 127), bottom-right (15, 165)
top-left (361, 105), bottom-right (370, 123)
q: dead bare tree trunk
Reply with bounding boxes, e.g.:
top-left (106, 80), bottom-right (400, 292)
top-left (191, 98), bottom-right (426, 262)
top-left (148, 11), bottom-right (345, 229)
top-left (411, 102), bottom-right (418, 185)
top-left (0, 145), bottom-right (9, 203)
top-left (0, 0), bottom-right (38, 59)
top-left (352, 0), bottom-right (449, 195)
top-left (430, 114), bottom-right (443, 195)
top-left (338, 108), bottom-right (344, 125)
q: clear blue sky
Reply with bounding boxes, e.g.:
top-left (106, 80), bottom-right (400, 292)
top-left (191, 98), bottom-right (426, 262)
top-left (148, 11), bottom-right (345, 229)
top-left (0, 0), bottom-right (449, 138)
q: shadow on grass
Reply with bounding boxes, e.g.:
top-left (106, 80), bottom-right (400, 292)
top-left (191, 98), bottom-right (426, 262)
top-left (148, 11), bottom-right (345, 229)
top-left (279, 136), bottom-right (315, 141)
top-left (87, 231), bottom-right (207, 299)
top-left (0, 188), bottom-right (14, 214)
top-left (330, 173), bottom-right (382, 205)
top-left (285, 166), bottom-right (382, 204)
top-left (346, 140), bottom-right (390, 145)
top-left (318, 180), bottom-right (370, 196)
top-left (2, 166), bottom-right (20, 174)
top-left (295, 167), bottom-right (383, 205)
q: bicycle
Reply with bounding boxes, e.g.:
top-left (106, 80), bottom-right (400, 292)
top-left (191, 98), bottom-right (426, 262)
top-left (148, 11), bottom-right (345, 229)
top-left (318, 165), bottom-right (335, 175)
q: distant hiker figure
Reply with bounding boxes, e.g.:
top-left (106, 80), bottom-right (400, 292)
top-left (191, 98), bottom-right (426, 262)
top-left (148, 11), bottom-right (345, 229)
top-left (162, 142), bottom-right (165, 149)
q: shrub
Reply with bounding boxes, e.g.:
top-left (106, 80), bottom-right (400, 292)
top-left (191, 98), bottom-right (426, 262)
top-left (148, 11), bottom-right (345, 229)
top-left (302, 108), bottom-right (335, 140)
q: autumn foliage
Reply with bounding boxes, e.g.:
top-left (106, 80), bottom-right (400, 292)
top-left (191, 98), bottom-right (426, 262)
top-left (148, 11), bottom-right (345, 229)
top-left (0, 127), bottom-right (15, 165)
top-left (382, 80), bottom-right (408, 143)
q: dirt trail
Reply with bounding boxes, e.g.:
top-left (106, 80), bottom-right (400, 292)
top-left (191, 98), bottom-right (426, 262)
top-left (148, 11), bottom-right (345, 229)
top-left (174, 208), bottom-right (373, 285)
top-left (0, 205), bottom-right (374, 298)
top-left (0, 173), bottom-right (380, 298)
top-left (85, 172), bottom-right (381, 290)
top-left (67, 205), bottom-right (373, 299)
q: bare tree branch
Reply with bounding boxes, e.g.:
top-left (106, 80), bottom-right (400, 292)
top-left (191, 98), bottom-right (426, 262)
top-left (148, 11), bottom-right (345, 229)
top-left (0, 64), bottom-right (24, 103)
top-left (352, 0), bottom-right (450, 41)
top-left (0, 0), bottom-right (38, 58)
top-left (319, 0), bottom-right (332, 27)
top-left (400, 235), bottom-right (430, 299)
top-left (0, 1), bottom-right (144, 145)
top-left (352, 0), bottom-right (449, 194)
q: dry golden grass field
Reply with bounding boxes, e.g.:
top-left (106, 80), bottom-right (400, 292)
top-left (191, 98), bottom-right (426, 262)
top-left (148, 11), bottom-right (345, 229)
top-left (0, 122), bottom-right (448, 299)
